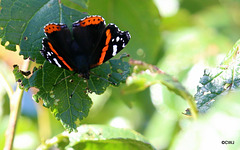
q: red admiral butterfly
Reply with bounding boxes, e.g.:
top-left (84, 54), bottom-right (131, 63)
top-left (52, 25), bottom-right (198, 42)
top-left (40, 15), bottom-right (131, 79)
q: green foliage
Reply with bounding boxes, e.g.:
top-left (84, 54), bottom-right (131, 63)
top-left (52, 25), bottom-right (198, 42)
top-left (0, 0), bottom-right (88, 63)
top-left (2, 0), bottom-right (130, 132)
top-left (2, 0), bottom-right (240, 149)
top-left (13, 56), bottom-right (130, 131)
top-left (180, 0), bottom-right (220, 13)
top-left (126, 60), bottom-right (191, 98)
top-left (125, 59), bottom-right (197, 117)
top-left (195, 40), bottom-right (240, 113)
top-left (67, 0), bottom-right (88, 9)
top-left (88, 0), bottom-right (163, 64)
top-left (172, 92), bottom-right (240, 150)
top-left (37, 125), bottom-right (155, 150)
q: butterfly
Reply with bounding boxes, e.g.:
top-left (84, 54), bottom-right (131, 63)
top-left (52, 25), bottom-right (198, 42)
top-left (40, 15), bottom-right (131, 80)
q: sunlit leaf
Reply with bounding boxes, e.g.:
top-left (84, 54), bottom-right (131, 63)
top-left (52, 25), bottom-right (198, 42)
top-left (37, 125), bottom-right (155, 150)
top-left (125, 59), bottom-right (197, 117)
top-left (126, 59), bottom-right (193, 101)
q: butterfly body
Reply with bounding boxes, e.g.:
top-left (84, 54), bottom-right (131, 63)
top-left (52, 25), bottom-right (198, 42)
top-left (40, 15), bottom-right (131, 79)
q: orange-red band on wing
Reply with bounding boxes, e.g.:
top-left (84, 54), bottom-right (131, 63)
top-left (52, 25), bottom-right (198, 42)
top-left (97, 29), bottom-right (111, 65)
top-left (105, 29), bottom-right (111, 45)
top-left (44, 24), bottom-right (62, 34)
top-left (79, 16), bottom-right (104, 27)
top-left (90, 29), bottom-right (111, 68)
top-left (48, 42), bottom-right (74, 71)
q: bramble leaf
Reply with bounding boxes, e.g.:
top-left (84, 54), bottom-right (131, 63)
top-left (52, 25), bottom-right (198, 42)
top-left (37, 125), bottom-right (155, 150)
top-left (194, 39), bottom-right (240, 113)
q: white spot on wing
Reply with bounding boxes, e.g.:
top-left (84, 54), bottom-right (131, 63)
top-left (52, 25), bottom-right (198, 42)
top-left (112, 45), bottom-right (118, 56)
top-left (53, 58), bottom-right (61, 67)
top-left (116, 36), bottom-right (120, 42)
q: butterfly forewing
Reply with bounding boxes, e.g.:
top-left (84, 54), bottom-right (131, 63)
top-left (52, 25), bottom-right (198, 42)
top-left (72, 16), bottom-right (106, 56)
top-left (41, 38), bottom-right (74, 71)
top-left (41, 24), bottom-right (77, 71)
top-left (44, 24), bottom-right (72, 54)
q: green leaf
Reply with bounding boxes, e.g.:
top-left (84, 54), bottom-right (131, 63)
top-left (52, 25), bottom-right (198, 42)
top-left (0, 0), bottom-right (87, 63)
top-left (88, 0), bottom-right (163, 64)
top-left (125, 59), bottom-right (197, 118)
top-left (12, 65), bottom-right (31, 90)
top-left (0, 0), bottom-right (48, 51)
top-left (62, 0), bottom-right (89, 9)
top-left (88, 56), bottom-right (131, 95)
top-left (6, 0), bottom-right (130, 131)
top-left (68, 0), bottom-right (88, 9)
top-left (126, 60), bottom-right (192, 99)
top-left (194, 39), bottom-right (240, 113)
top-left (13, 55), bottom-right (130, 131)
top-left (37, 125), bottom-right (155, 150)
top-left (13, 63), bottom-right (92, 130)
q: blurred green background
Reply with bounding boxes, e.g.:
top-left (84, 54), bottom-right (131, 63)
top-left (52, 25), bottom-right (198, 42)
top-left (1, 0), bottom-right (240, 149)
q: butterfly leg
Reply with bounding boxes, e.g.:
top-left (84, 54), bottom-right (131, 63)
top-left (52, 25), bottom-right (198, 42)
top-left (54, 72), bottom-right (76, 86)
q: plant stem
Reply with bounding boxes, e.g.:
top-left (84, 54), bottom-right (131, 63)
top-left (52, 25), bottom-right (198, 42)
top-left (184, 94), bottom-right (198, 119)
top-left (0, 72), bottom-right (13, 98)
top-left (4, 86), bottom-right (24, 150)
top-left (36, 132), bottom-right (68, 150)
top-left (4, 59), bottom-right (30, 150)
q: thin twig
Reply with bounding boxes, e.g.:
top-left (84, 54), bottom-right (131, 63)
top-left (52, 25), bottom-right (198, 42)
top-left (0, 72), bottom-right (13, 98)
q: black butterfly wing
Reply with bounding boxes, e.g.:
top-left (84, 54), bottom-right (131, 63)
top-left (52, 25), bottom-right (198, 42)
top-left (40, 38), bottom-right (74, 71)
top-left (89, 23), bottom-right (131, 68)
top-left (41, 24), bottom-right (76, 71)
top-left (41, 16), bottom-right (131, 76)
top-left (72, 16), bottom-right (106, 56)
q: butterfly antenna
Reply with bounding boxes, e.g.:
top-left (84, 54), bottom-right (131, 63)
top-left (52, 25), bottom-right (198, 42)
top-left (54, 72), bottom-right (76, 86)
top-left (90, 71), bottom-right (116, 85)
